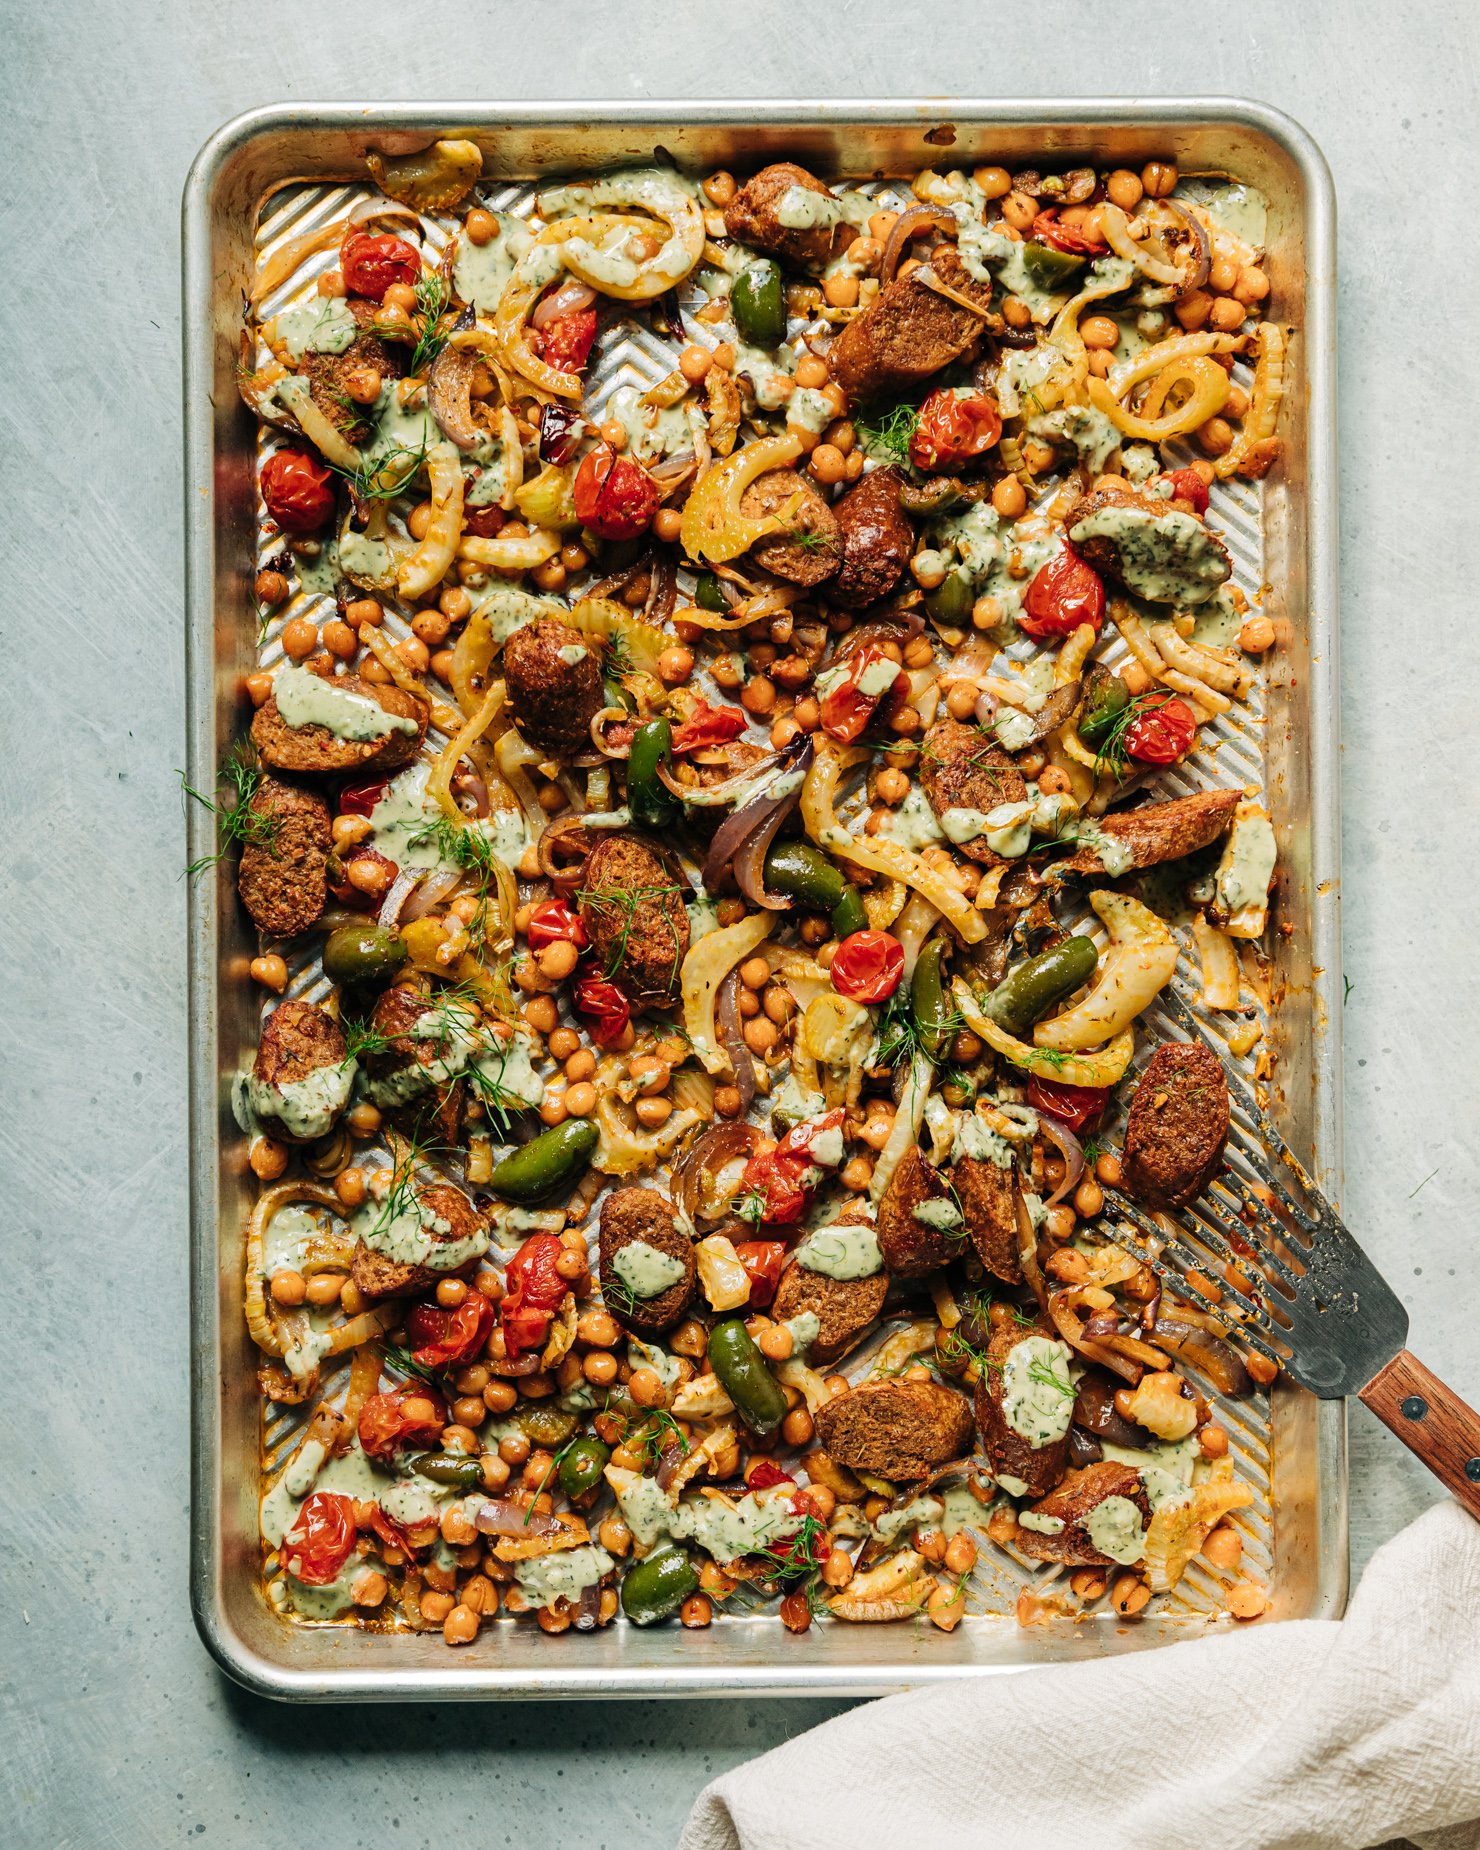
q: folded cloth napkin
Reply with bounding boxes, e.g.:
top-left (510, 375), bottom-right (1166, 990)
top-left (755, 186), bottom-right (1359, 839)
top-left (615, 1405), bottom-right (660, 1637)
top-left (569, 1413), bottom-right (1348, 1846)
top-left (681, 1499), bottom-right (1480, 1850)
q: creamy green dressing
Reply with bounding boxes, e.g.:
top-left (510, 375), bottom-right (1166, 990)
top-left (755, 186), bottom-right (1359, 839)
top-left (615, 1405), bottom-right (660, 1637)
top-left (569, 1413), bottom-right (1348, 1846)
top-left (1074, 817), bottom-right (1135, 878)
top-left (337, 523), bottom-right (394, 585)
top-left (472, 585), bottom-right (565, 645)
top-left (1018, 1510), bottom-right (1065, 1535)
top-left (628, 1337), bottom-right (682, 1389)
top-left (1215, 808), bottom-right (1277, 917)
top-left (1026, 406), bottom-right (1123, 475)
top-left (873, 1495), bottom-right (943, 1545)
top-left (1031, 790), bottom-right (1078, 837)
top-left (1101, 1434), bottom-right (1201, 1511)
top-left (1085, 1494), bottom-right (1147, 1565)
top-left (276, 296), bottom-right (358, 362)
top-left (929, 501), bottom-right (1057, 634)
top-left (247, 1058), bottom-right (354, 1141)
top-left (770, 1073), bottom-right (827, 1129)
top-left (996, 1474), bottom-right (1030, 1497)
top-left (261, 1439), bottom-right (385, 1548)
top-left (913, 1196), bottom-right (964, 1233)
top-left (793, 1219), bottom-right (883, 1281)
top-left (1204, 183), bottom-right (1268, 251)
top-left (613, 1240), bottom-right (687, 1299)
top-left (954, 221), bottom-right (1072, 323)
top-left (780, 1310), bottom-right (821, 1352)
top-left (776, 185), bottom-right (842, 230)
top-left (360, 1000), bottom-right (486, 1107)
top-left (515, 1543), bottom-right (614, 1609)
top-left (537, 169), bottom-right (696, 292)
top-left (352, 1187), bottom-right (487, 1272)
top-left (277, 1559), bottom-right (361, 1619)
top-left (730, 329), bottom-right (796, 404)
top-left (260, 1204), bottom-right (326, 1274)
top-left (993, 707), bottom-right (1037, 752)
top-left (879, 784), bottom-right (944, 851)
top-left (605, 384), bottom-right (694, 465)
top-left (951, 1111), bottom-right (1014, 1168)
top-left (1001, 1335), bottom-right (1076, 1448)
top-left (360, 381), bottom-right (441, 492)
top-left (1068, 505), bottom-right (1231, 606)
top-left (273, 663), bottom-right (419, 740)
top-left (292, 538), bottom-right (339, 596)
top-left (788, 387), bottom-right (833, 435)
top-left (452, 213), bottom-right (534, 313)
top-left (1191, 587), bottom-right (1244, 649)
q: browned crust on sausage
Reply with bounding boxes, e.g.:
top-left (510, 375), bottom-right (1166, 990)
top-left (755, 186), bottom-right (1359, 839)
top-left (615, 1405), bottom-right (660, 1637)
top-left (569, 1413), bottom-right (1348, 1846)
top-left (814, 1377), bottom-right (973, 1481)
top-left (578, 834), bottom-right (690, 1008)
top-left (875, 1146), bottom-right (962, 1277)
top-left (301, 298), bottom-right (406, 444)
top-left (919, 719), bottom-right (1029, 866)
top-left (953, 1155), bottom-right (1023, 1284)
top-left (1013, 1461), bottom-right (1153, 1566)
top-left (359, 986), bottom-right (465, 1149)
top-left (252, 1000), bottom-right (348, 1144)
top-left (722, 163), bottom-right (849, 274)
top-left (503, 616), bottom-right (606, 757)
top-left (829, 466), bottom-right (914, 608)
top-left (251, 675), bottom-right (428, 777)
top-left (597, 1188), bottom-right (696, 1334)
top-left (1121, 1041), bottom-right (1229, 1210)
top-left (1057, 789), bottom-right (1241, 877)
top-left (742, 469), bottom-right (843, 586)
top-left (1063, 482), bottom-right (1232, 600)
top-left (828, 246), bottom-right (996, 402)
top-left (237, 776), bottom-right (331, 938)
top-left (973, 1317), bottom-right (1071, 1499)
top-left (772, 1242), bottom-right (888, 1365)
top-left (351, 1183), bottom-right (484, 1300)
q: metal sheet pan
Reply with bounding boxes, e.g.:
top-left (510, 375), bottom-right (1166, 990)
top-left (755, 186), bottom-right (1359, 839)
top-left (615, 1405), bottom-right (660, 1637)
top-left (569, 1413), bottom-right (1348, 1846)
top-left (184, 98), bottom-right (1344, 1701)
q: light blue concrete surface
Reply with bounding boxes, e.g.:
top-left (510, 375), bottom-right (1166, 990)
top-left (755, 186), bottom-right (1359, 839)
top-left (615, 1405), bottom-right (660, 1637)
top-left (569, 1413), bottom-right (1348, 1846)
top-left (4, 3), bottom-right (1478, 1845)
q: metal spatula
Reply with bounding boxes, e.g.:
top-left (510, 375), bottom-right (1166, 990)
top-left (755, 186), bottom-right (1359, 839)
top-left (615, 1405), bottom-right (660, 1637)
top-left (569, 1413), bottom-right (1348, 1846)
top-left (1101, 988), bottom-right (1480, 1519)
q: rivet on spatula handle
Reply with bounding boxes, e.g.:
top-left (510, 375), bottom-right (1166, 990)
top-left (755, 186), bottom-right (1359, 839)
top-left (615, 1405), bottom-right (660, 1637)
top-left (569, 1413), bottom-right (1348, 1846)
top-left (1358, 1349), bottom-right (1480, 1520)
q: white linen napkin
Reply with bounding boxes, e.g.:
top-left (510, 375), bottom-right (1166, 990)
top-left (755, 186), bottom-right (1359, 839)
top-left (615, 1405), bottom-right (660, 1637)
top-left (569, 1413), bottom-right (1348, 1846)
top-left (681, 1499), bottom-right (1480, 1850)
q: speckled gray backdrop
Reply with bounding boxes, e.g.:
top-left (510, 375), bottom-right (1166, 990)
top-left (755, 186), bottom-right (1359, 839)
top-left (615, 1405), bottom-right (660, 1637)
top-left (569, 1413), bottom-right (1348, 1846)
top-left (4, 3), bottom-right (1478, 1845)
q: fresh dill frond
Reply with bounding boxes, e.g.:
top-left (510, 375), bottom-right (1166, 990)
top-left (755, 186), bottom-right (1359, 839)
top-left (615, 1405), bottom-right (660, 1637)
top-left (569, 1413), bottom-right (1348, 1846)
top-left (787, 526), bottom-right (829, 551)
top-left (407, 273), bottom-right (452, 376)
top-left (380, 1342), bottom-right (439, 1385)
top-left (856, 402), bottom-right (920, 465)
top-left (1027, 1355), bottom-right (1077, 1401)
top-left (335, 438), bottom-right (429, 504)
top-left (180, 744), bottom-right (278, 877)
top-left (758, 1512), bottom-right (828, 1585)
top-left (526, 1436), bottom-right (578, 1516)
top-left (602, 1273), bottom-right (640, 1319)
top-left (1089, 687), bottom-right (1180, 784)
top-left (581, 881), bottom-right (685, 987)
top-left (631, 1410), bottom-right (689, 1469)
top-left (731, 1188), bottom-right (767, 1231)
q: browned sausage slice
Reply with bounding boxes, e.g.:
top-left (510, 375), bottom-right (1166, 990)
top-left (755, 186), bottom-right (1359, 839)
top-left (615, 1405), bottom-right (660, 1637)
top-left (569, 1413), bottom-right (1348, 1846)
top-left (351, 1182), bottom-right (486, 1299)
top-left (503, 615), bottom-right (605, 757)
top-left (830, 466), bottom-right (914, 608)
top-left (1121, 1041), bottom-right (1229, 1209)
top-left (953, 1155), bottom-right (1023, 1284)
top-left (919, 718), bottom-right (1028, 866)
top-left (742, 469), bottom-right (843, 586)
top-left (973, 1317), bottom-right (1074, 1500)
top-left (598, 1188), bottom-right (696, 1335)
top-left (1064, 483), bottom-right (1232, 606)
top-left (1056, 789), bottom-right (1241, 878)
top-left (814, 1377), bottom-right (974, 1480)
top-left (875, 1146), bottom-right (964, 1277)
top-left (237, 775), bottom-right (331, 937)
top-left (772, 1240), bottom-right (888, 1365)
top-left (723, 162), bottom-right (851, 273)
top-left (301, 298), bottom-right (406, 445)
top-left (578, 834), bottom-right (690, 1008)
top-left (1013, 1461), bottom-right (1153, 1566)
top-left (251, 999), bottom-right (350, 1144)
top-left (828, 246), bottom-right (995, 402)
top-left (251, 672), bottom-right (427, 777)
top-left (357, 987), bottom-right (467, 1149)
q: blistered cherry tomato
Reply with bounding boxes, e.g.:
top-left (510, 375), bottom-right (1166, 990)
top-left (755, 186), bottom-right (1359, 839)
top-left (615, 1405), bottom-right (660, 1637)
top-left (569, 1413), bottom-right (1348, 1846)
top-left (909, 388), bottom-right (1002, 472)
top-left (573, 444), bottom-right (659, 541)
top-left (670, 702), bottom-right (749, 756)
top-left (1031, 208), bottom-right (1107, 254)
top-left (526, 900), bottom-right (587, 951)
top-left (830, 930), bottom-right (905, 1004)
top-left (1027, 1076), bottom-right (1109, 1135)
top-left (573, 975), bottom-right (631, 1047)
top-left (260, 448), bottom-right (336, 534)
top-left (745, 1459), bottom-right (794, 1491)
top-left (340, 231), bottom-right (422, 302)
top-left (734, 1240), bottom-right (787, 1309)
top-left (358, 1387), bottom-right (448, 1463)
top-left (279, 1492), bottom-right (358, 1585)
top-left (367, 1504), bottom-right (419, 1557)
top-left (463, 503), bottom-right (507, 539)
top-left (1124, 693), bottom-right (1198, 765)
top-left (817, 644), bottom-right (907, 743)
top-left (501, 1232), bottom-right (567, 1358)
top-left (338, 777), bottom-right (389, 818)
top-left (531, 304), bottom-right (598, 373)
top-left (407, 1291), bottom-right (496, 1370)
top-left (1020, 547), bottom-right (1106, 642)
top-left (736, 1151), bottom-right (811, 1228)
top-left (1162, 467), bottom-right (1210, 515)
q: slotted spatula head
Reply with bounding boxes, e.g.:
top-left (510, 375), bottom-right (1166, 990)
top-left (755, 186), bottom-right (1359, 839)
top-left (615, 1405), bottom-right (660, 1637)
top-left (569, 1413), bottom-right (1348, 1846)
top-left (1102, 989), bottom-right (1409, 1400)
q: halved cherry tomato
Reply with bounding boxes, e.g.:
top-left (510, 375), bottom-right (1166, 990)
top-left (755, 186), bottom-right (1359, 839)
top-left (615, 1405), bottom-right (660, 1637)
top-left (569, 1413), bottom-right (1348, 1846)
top-left (530, 303), bottom-right (598, 373)
top-left (1124, 693), bottom-right (1198, 764)
top-left (1027, 1076), bottom-right (1110, 1135)
top-left (527, 900), bottom-right (588, 951)
top-left (573, 975), bottom-right (631, 1047)
top-left (670, 702), bottom-right (749, 756)
top-left (909, 388), bottom-right (1002, 472)
top-left (280, 1491), bottom-right (358, 1585)
top-left (737, 1109), bottom-right (846, 1227)
top-left (1031, 208), bottom-right (1108, 255)
top-left (817, 644), bottom-right (908, 743)
top-left (501, 1232), bottom-right (567, 1359)
top-left (734, 1240), bottom-right (787, 1309)
top-left (464, 503), bottom-right (507, 539)
top-left (367, 1504), bottom-right (420, 1557)
top-left (745, 1459), bottom-right (794, 1491)
top-left (406, 1291), bottom-right (496, 1370)
top-left (1020, 547), bottom-right (1106, 642)
top-left (573, 444), bottom-right (659, 541)
top-left (358, 1387), bottom-right (448, 1463)
top-left (830, 930), bottom-right (905, 1004)
top-left (260, 449), bottom-right (336, 534)
top-left (340, 231), bottom-right (421, 302)
top-left (1161, 467), bottom-right (1210, 515)
top-left (338, 777), bottom-right (389, 818)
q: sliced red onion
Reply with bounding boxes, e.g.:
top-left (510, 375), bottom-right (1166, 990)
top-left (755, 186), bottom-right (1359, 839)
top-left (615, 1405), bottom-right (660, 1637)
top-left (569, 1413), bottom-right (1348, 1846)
top-left (658, 752), bottom-right (776, 810)
top-left (1039, 1117), bottom-right (1086, 1207)
top-left (473, 1498), bottom-right (562, 1538)
top-left (378, 867), bottom-right (421, 927)
top-left (700, 737), bottom-right (814, 895)
top-left (401, 868), bottom-right (461, 923)
top-left (716, 969), bottom-right (757, 1115)
top-left (531, 279), bottom-right (597, 328)
top-left (573, 1580), bottom-right (602, 1630)
top-left (1153, 1314), bottom-right (1252, 1397)
top-left (672, 1122), bottom-right (767, 1227)
top-left (655, 1440), bottom-right (689, 1493)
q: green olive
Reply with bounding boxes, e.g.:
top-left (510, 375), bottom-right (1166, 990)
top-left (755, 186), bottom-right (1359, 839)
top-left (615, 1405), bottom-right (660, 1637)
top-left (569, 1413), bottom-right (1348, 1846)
top-left (557, 1436), bottom-right (611, 1500)
top-left (731, 258), bottom-right (786, 348)
top-left (323, 922), bottom-right (407, 986)
top-left (514, 1403), bottom-right (580, 1449)
top-left (489, 1119), bottom-right (599, 1204)
top-left (924, 569), bottom-right (973, 627)
top-left (1021, 243), bottom-right (1087, 291)
top-left (694, 571), bottom-right (729, 613)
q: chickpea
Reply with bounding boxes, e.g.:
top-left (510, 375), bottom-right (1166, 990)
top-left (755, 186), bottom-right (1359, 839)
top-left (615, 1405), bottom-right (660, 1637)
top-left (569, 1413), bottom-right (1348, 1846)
top-left (1199, 1422), bottom-right (1230, 1460)
top-left (247, 1136), bottom-right (287, 1181)
top-left (997, 190), bottom-right (1036, 234)
top-left (1120, 661), bottom-right (1153, 697)
top-left (531, 940), bottom-right (576, 985)
top-left (420, 1590), bottom-right (455, 1626)
top-left (1233, 264), bottom-right (1270, 305)
top-left (1203, 1524), bottom-right (1243, 1572)
top-left (819, 271), bottom-right (858, 309)
top-left (304, 1272), bottom-right (344, 1309)
top-left (244, 670), bottom-right (275, 708)
top-left (1077, 313), bottom-right (1121, 353)
top-left (396, 636), bottom-right (431, 674)
top-left (497, 1434), bottom-right (531, 1469)
top-left (1044, 1203), bottom-right (1077, 1244)
top-left (672, 1591), bottom-right (713, 1629)
top-left (1073, 1177), bottom-right (1104, 1218)
top-left (1069, 1569), bottom-right (1108, 1601)
top-left (821, 1547), bottom-right (854, 1590)
top-left (268, 1269), bottom-right (307, 1310)
top-left (409, 607), bottom-right (451, 650)
top-left (346, 1102), bottom-right (381, 1140)
top-left (1100, 169), bottom-right (1140, 211)
top-left (351, 1568), bottom-right (389, 1609)
top-left (972, 594), bottom-right (1004, 632)
top-left (628, 1366), bottom-right (669, 1410)
top-left (756, 1325), bottom-right (794, 1364)
top-left (249, 954), bottom-right (288, 994)
top-left (1198, 416), bottom-right (1234, 457)
top-left (710, 340), bottom-right (735, 372)
top-left (902, 636), bottom-right (935, 672)
top-left (345, 597), bottom-right (383, 630)
top-left (927, 1583), bottom-right (967, 1632)
top-left (740, 675), bottom-right (776, 716)
top-left (866, 766), bottom-right (906, 809)
top-left (559, 1081), bottom-right (594, 1119)
top-left (702, 169), bottom-right (737, 207)
top-left (1207, 295), bottom-right (1246, 334)
top-left (1140, 160), bottom-right (1177, 198)
top-left (1208, 251), bottom-right (1240, 294)
top-left (279, 616), bottom-right (318, 662)
top-left (457, 204), bottom-right (497, 246)
top-left (1000, 294), bottom-right (1033, 332)
top-left (1239, 615), bottom-right (1276, 653)
top-left (780, 1406), bottom-right (814, 1448)
top-left (986, 473), bottom-right (1027, 519)
top-left (482, 1379), bottom-right (518, 1416)
top-left (741, 1016), bottom-right (778, 1058)
top-left (790, 353), bottom-right (826, 392)
top-left (536, 1604), bottom-right (573, 1635)
top-left (713, 1084), bottom-right (743, 1119)
top-left (523, 995), bottom-right (559, 1035)
top-left (1087, 1154), bottom-right (1120, 1191)
top-left (1046, 1248), bottom-right (1090, 1286)
top-left (583, 1351), bottom-right (618, 1387)
top-left (943, 1531), bottom-right (978, 1576)
top-left (972, 164), bottom-right (1013, 200)
top-left (839, 1154), bottom-right (873, 1193)
top-left (1226, 1579), bottom-right (1268, 1621)
top-left (1111, 1574), bottom-right (1151, 1616)
top-left (675, 341), bottom-right (714, 385)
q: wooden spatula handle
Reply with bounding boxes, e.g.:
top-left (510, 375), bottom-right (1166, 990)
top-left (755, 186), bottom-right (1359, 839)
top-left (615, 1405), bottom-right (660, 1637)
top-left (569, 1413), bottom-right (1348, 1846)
top-left (1359, 1349), bottom-right (1480, 1521)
